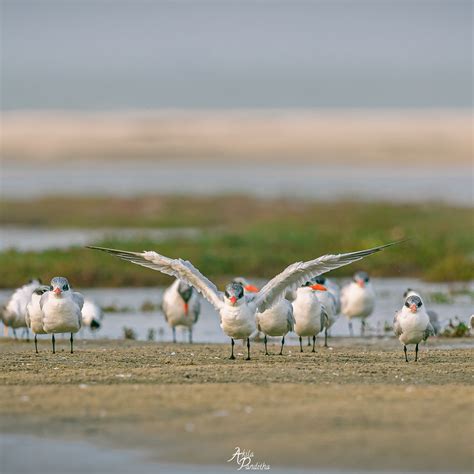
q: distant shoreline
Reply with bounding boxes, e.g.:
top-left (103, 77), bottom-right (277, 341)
top-left (2, 109), bottom-right (471, 166)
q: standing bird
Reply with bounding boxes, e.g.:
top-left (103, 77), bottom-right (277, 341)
top-left (25, 285), bottom-right (51, 353)
top-left (41, 277), bottom-right (84, 353)
top-left (161, 279), bottom-right (200, 343)
top-left (88, 241), bottom-right (402, 360)
top-left (393, 294), bottom-right (434, 362)
top-left (292, 282), bottom-right (329, 352)
top-left (81, 299), bottom-right (103, 332)
top-left (403, 289), bottom-right (440, 335)
top-left (256, 298), bottom-right (294, 355)
top-left (311, 277), bottom-right (338, 347)
top-left (341, 271), bottom-right (375, 336)
top-left (2, 279), bottom-right (41, 339)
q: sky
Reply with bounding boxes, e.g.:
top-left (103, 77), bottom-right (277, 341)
top-left (1, 0), bottom-right (472, 110)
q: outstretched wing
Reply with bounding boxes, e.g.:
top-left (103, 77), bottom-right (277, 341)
top-left (87, 246), bottom-right (224, 311)
top-left (253, 241), bottom-right (403, 313)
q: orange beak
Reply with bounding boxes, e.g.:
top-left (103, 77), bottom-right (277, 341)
top-left (183, 303), bottom-right (189, 316)
top-left (311, 284), bottom-right (327, 291)
top-left (357, 281), bottom-right (365, 288)
top-left (229, 296), bottom-right (237, 305)
top-left (410, 304), bottom-right (417, 313)
top-left (244, 284), bottom-right (259, 293)
top-left (53, 287), bottom-right (62, 295)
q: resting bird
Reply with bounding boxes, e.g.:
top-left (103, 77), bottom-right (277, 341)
top-left (3, 279), bottom-right (41, 339)
top-left (88, 241), bottom-right (402, 360)
top-left (41, 277), bottom-right (84, 353)
top-left (341, 271), bottom-right (375, 336)
top-left (393, 294), bottom-right (435, 362)
top-left (81, 299), bottom-right (103, 332)
top-left (161, 279), bottom-right (200, 343)
top-left (403, 288), bottom-right (440, 335)
top-left (311, 277), bottom-right (339, 347)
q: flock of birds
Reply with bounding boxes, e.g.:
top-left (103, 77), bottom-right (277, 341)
top-left (1, 240), bottom-right (442, 362)
top-left (2, 277), bottom-right (102, 353)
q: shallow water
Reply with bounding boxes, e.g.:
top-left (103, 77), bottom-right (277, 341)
top-left (0, 433), bottom-right (317, 474)
top-left (2, 162), bottom-right (472, 205)
top-left (0, 226), bottom-right (201, 252)
top-left (1, 278), bottom-right (471, 344)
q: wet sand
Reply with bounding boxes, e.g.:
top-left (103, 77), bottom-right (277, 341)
top-left (1, 337), bottom-right (472, 472)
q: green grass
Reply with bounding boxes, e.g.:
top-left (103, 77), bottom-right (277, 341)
top-left (0, 196), bottom-right (473, 287)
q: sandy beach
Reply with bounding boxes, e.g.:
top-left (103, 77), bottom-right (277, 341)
top-left (1, 337), bottom-right (472, 472)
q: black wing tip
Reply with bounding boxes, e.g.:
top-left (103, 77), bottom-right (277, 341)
top-left (86, 245), bottom-right (140, 256)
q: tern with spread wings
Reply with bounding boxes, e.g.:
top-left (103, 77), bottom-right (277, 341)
top-left (88, 241), bottom-right (402, 360)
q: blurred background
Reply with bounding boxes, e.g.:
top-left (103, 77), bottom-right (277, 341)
top-left (1, 2), bottom-right (473, 473)
top-left (1, 0), bottom-right (472, 302)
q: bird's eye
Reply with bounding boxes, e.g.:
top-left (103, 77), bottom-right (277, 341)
top-left (417, 301), bottom-right (422, 307)
top-left (405, 302), bottom-right (410, 308)
top-left (225, 291), bottom-right (230, 298)
top-left (63, 284), bottom-right (69, 291)
top-left (49, 286), bottom-right (53, 290)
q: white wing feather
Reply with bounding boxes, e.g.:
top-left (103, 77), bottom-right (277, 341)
top-left (88, 247), bottom-right (224, 311)
top-left (253, 242), bottom-right (402, 313)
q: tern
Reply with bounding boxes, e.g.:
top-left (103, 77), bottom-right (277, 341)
top-left (41, 277), bottom-right (84, 353)
top-left (25, 285), bottom-right (51, 353)
top-left (161, 279), bottom-right (200, 343)
top-left (256, 298), bottom-right (294, 356)
top-left (2, 279), bottom-right (41, 340)
top-left (341, 271), bottom-right (375, 336)
top-left (81, 299), bottom-right (103, 332)
top-left (311, 277), bottom-right (339, 347)
top-left (88, 241), bottom-right (402, 360)
top-left (393, 294), bottom-right (435, 362)
top-left (292, 282), bottom-right (329, 352)
top-left (403, 289), bottom-right (440, 335)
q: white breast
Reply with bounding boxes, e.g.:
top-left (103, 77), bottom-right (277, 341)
top-left (292, 287), bottom-right (325, 337)
top-left (341, 283), bottom-right (375, 319)
top-left (220, 303), bottom-right (257, 340)
top-left (42, 294), bottom-right (82, 334)
top-left (162, 282), bottom-right (199, 328)
top-left (256, 299), bottom-right (293, 337)
top-left (398, 308), bottom-right (430, 345)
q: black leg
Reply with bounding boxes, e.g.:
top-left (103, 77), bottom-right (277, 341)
top-left (13, 328), bottom-right (17, 340)
top-left (348, 321), bottom-right (353, 337)
top-left (172, 327), bottom-right (176, 343)
top-left (404, 345), bottom-right (408, 362)
top-left (324, 328), bottom-right (328, 348)
top-left (307, 336), bottom-right (311, 346)
top-left (52, 334), bottom-right (55, 354)
top-left (312, 335), bottom-right (316, 353)
top-left (70, 333), bottom-right (74, 354)
top-left (26, 328), bottom-right (30, 342)
top-left (415, 343), bottom-right (419, 362)
top-left (299, 336), bottom-right (303, 352)
top-left (229, 338), bottom-right (235, 360)
top-left (361, 320), bottom-right (366, 337)
top-left (34, 334), bottom-right (38, 354)
top-left (189, 327), bottom-right (193, 344)
top-left (246, 338), bottom-right (251, 360)
top-left (279, 336), bottom-right (285, 356)
top-left (264, 334), bottom-right (268, 355)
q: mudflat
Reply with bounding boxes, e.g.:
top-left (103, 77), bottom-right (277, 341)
top-left (0, 337), bottom-right (472, 472)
